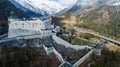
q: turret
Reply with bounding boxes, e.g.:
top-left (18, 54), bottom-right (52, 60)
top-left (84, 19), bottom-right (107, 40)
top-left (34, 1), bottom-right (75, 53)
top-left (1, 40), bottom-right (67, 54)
top-left (8, 11), bottom-right (19, 22)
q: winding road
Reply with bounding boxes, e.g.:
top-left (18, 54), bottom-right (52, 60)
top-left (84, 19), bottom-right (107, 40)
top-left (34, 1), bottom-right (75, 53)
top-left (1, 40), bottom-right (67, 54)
top-left (74, 27), bottom-right (120, 46)
top-left (65, 25), bottom-right (120, 46)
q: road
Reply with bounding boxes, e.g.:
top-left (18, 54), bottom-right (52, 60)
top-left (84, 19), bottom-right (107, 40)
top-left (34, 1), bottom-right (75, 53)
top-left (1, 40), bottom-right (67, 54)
top-left (74, 27), bottom-right (120, 45)
top-left (76, 37), bottom-right (99, 44)
top-left (65, 25), bottom-right (120, 46)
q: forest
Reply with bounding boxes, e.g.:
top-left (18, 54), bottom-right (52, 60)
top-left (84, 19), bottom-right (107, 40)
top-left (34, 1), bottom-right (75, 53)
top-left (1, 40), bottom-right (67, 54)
top-left (91, 48), bottom-right (120, 67)
top-left (0, 45), bottom-right (60, 67)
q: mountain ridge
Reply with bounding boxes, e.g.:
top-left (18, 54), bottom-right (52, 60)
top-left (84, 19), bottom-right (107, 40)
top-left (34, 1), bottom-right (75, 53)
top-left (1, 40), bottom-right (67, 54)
top-left (8, 0), bottom-right (120, 17)
top-left (9, 0), bottom-right (77, 16)
top-left (74, 4), bottom-right (120, 41)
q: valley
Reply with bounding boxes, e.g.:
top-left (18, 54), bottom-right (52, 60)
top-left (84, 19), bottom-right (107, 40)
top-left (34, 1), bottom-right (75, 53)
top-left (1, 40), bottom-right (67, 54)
top-left (0, 0), bottom-right (120, 67)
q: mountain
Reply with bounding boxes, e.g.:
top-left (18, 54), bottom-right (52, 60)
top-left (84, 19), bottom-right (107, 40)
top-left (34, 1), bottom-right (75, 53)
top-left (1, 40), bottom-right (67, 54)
top-left (8, 0), bottom-right (120, 16)
top-left (75, 4), bottom-right (120, 41)
top-left (69, 0), bottom-right (120, 41)
top-left (69, 0), bottom-right (120, 12)
top-left (0, 0), bottom-right (27, 20)
top-left (113, 2), bottom-right (120, 6)
top-left (9, 0), bottom-right (77, 16)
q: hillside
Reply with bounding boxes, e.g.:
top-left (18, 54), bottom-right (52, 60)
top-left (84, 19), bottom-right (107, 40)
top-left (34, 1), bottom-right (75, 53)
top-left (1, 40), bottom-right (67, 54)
top-left (0, 0), bottom-right (28, 21)
top-left (0, 46), bottom-right (60, 67)
top-left (75, 5), bottom-right (120, 41)
top-left (106, 42), bottom-right (120, 52)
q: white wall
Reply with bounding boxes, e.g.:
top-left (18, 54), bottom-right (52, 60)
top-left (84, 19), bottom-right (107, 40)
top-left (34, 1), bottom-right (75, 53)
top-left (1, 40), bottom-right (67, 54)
top-left (43, 46), bottom-right (65, 63)
top-left (9, 19), bottom-right (45, 31)
top-left (52, 35), bottom-right (92, 50)
top-left (8, 18), bottom-right (52, 38)
top-left (73, 49), bottom-right (94, 67)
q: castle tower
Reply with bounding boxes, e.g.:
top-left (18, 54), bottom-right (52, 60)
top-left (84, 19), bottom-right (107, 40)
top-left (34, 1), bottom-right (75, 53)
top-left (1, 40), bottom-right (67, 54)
top-left (8, 11), bottom-right (19, 22)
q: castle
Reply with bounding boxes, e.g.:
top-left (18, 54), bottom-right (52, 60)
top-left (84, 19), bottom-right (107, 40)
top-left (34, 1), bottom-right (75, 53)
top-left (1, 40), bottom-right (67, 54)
top-left (8, 16), bottom-right (53, 38)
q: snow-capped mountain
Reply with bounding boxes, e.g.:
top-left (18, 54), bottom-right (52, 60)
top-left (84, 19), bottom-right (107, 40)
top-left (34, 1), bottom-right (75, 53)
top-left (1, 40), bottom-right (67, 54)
top-left (69, 0), bottom-right (120, 12)
top-left (9, 0), bottom-right (120, 17)
top-left (9, 0), bottom-right (77, 16)
top-left (113, 2), bottom-right (120, 6)
top-left (69, 0), bottom-right (98, 12)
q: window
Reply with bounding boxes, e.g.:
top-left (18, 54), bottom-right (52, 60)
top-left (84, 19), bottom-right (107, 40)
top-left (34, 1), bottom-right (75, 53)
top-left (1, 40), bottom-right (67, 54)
top-left (35, 23), bottom-right (38, 25)
top-left (15, 23), bottom-right (17, 25)
top-left (12, 24), bottom-right (14, 26)
top-left (22, 23), bottom-right (24, 25)
top-left (28, 23), bottom-right (31, 25)
top-left (32, 23), bottom-right (34, 28)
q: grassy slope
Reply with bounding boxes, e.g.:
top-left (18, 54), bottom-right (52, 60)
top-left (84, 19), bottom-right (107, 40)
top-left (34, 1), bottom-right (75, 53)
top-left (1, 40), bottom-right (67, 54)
top-left (76, 5), bottom-right (120, 41)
